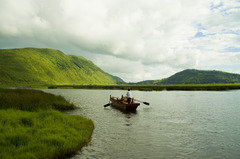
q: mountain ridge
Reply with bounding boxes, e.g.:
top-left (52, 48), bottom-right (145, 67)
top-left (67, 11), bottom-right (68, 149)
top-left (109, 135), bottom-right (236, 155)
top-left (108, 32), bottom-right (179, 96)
top-left (136, 69), bottom-right (240, 85)
top-left (1, 48), bottom-right (240, 85)
top-left (0, 48), bottom-right (125, 85)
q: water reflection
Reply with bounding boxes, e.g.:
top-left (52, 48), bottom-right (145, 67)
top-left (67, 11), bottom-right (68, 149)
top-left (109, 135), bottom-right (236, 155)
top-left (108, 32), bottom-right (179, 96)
top-left (42, 89), bottom-right (240, 159)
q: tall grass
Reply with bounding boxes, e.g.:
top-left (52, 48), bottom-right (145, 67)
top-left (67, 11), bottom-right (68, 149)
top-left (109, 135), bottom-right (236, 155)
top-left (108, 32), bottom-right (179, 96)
top-left (0, 88), bottom-right (94, 159)
top-left (0, 88), bottom-right (76, 111)
top-left (48, 84), bottom-right (240, 91)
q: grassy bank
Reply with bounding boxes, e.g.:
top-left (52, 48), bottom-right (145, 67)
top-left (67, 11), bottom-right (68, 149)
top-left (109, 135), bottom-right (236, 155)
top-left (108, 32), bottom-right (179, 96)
top-left (0, 89), bottom-right (76, 111)
top-left (0, 88), bottom-right (94, 159)
top-left (48, 83), bottom-right (240, 91)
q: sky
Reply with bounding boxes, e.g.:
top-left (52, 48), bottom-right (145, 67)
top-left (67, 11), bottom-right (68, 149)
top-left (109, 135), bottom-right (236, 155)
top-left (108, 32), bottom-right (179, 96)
top-left (0, 0), bottom-right (240, 82)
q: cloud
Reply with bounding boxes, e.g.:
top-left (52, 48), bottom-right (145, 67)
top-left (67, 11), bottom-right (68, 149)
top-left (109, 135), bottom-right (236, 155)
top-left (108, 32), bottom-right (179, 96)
top-left (0, 0), bottom-right (240, 82)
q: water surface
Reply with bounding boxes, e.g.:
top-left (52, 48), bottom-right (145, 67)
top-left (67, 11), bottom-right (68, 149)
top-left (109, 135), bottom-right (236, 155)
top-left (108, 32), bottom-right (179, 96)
top-left (42, 89), bottom-right (240, 159)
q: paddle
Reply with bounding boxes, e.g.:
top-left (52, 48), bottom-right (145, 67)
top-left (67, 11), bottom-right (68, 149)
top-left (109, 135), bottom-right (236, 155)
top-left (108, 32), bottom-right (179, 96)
top-left (134, 99), bottom-right (150, 105)
top-left (104, 103), bottom-right (111, 107)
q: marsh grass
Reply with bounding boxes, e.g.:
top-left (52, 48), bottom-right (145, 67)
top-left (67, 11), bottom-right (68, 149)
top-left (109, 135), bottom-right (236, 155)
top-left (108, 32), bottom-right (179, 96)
top-left (48, 83), bottom-right (240, 91)
top-left (0, 88), bottom-right (76, 111)
top-left (0, 88), bottom-right (94, 159)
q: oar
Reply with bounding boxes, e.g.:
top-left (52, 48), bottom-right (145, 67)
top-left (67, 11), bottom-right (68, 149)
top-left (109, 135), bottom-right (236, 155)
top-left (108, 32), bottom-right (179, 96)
top-left (104, 103), bottom-right (111, 107)
top-left (134, 99), bottom-right (150, 105)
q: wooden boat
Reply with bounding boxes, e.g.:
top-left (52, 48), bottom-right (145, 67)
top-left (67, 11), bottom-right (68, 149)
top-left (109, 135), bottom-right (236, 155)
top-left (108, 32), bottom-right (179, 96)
top-left (110, 95), bottom-right (140, 111)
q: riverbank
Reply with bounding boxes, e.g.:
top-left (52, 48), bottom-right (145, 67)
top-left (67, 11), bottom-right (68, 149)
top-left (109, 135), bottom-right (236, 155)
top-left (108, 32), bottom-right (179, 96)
top-left (47, 84), bottom-right (240, 91)
top-left (2, 83), bottom-right (240, 91)
top-left (0, 88), bottom-right (94, 159)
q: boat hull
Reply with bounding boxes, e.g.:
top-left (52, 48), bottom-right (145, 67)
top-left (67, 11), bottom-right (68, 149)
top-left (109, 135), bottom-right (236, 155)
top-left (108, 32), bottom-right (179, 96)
top-left (110, 96), bottom-right (140, 111)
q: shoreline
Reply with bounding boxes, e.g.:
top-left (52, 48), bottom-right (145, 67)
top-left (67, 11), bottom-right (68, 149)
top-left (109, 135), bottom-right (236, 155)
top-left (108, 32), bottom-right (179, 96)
top-left (2, 83), bottom-right (240, 91)
top-left (47, 84), bottom-right (240, 91)
top-left (0, 88), bottom-right (94, 159)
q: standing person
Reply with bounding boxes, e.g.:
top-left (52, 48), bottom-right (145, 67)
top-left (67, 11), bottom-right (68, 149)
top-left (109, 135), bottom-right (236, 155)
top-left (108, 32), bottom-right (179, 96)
top-left (126, 89), bottom-right (132, 104)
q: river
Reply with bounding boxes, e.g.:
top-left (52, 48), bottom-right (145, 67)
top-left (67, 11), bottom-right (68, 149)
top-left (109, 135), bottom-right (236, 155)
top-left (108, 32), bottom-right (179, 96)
top-left (42, 89), bottom-right (240, 159)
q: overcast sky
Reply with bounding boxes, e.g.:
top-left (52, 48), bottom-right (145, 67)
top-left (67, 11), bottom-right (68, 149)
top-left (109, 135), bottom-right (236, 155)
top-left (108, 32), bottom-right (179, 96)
top-left (0, 0), bottom-right (240, 82)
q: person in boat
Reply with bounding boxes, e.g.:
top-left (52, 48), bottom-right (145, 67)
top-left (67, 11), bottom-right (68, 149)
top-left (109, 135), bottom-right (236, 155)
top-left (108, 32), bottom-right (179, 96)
top-left (126, 89), bottom-right (132, 104)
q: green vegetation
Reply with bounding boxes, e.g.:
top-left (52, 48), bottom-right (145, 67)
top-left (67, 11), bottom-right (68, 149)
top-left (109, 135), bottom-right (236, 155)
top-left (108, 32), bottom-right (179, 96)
top-left (137, 69), bottom-right (240, 85)
top-left (0, 89), bottom-right (76, 111)
top-left (1, 48), bottom-right (239, 86)
top-left (0, 88), bottom-right (94, 159)
top-left (47, 83), bottom-right (240, 91)
top-left (0, 48), bottom-right (125, 85)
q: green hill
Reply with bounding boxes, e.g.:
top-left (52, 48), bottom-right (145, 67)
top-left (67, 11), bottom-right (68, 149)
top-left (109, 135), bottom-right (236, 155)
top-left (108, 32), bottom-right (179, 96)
top-left (0, 48), bottom-right (125, 85)
top-left (134, 79), bottom-right (163, 85)
top-left (136, 69), bottom-right (240, 85)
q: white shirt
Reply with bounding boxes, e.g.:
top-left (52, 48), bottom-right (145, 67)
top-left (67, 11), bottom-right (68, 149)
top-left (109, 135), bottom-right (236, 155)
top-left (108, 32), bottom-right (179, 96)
top-left (126, 91), bottom-right (132, 98)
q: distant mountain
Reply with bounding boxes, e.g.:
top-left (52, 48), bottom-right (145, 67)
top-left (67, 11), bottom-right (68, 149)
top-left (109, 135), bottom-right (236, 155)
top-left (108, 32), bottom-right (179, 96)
top-left (134, 79), bottom-right (163, 85)
top-left (0, 48), bottom-right (125, 85)
top-left (136, 69), bottom-right (240, 85)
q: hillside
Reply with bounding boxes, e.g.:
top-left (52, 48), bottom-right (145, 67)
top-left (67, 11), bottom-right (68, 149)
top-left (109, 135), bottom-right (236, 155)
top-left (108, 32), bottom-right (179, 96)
top-left (134, 79), bottom-right (163, 85)
top-left (136, 69), bottom-right (240, 85)
top-left (0, 48), bottom-right (125, 85)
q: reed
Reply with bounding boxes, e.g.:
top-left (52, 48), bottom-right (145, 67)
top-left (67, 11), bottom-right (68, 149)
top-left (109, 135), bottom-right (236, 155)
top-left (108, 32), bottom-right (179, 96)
top-left (0, 88), bottom-right (76, 111)
top-left (48, 83), bottom-right (240, 91)
top-left (0, 88), bottom-right (94, 159)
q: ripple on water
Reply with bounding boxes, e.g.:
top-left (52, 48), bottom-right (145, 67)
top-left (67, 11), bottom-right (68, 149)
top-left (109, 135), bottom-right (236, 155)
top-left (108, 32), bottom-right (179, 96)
top-left (42, 89), bottom-right (240, 159)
